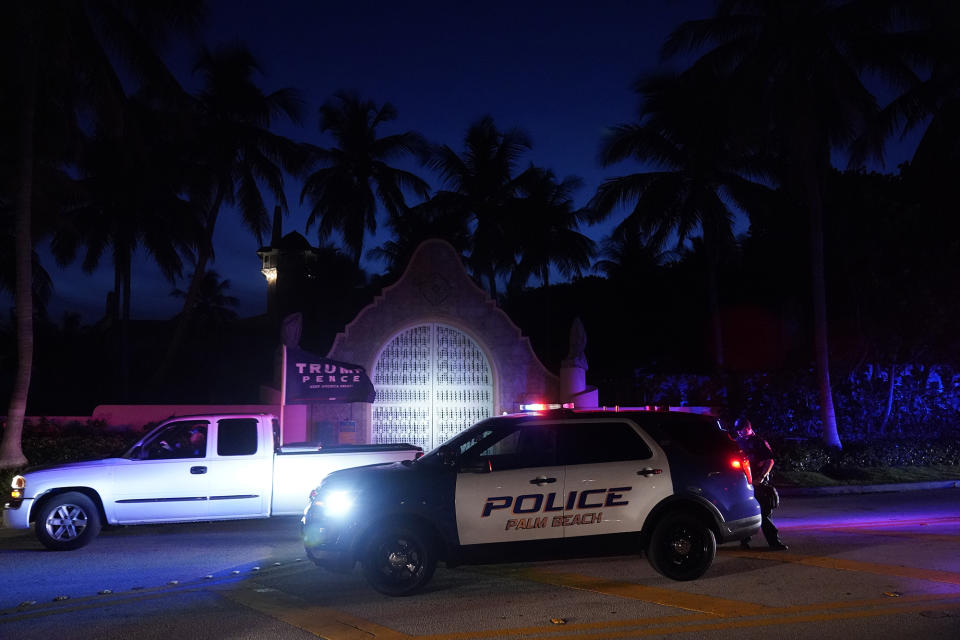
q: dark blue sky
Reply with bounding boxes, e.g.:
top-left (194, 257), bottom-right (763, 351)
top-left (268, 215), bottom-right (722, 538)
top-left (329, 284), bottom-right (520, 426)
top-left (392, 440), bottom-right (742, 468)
top-left (21, 0), bottom-right (917, 322)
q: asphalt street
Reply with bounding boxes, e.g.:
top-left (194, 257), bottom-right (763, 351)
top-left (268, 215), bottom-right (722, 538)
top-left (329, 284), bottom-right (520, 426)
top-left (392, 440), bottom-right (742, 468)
top-left (2, 485), bottom-right (959, 639)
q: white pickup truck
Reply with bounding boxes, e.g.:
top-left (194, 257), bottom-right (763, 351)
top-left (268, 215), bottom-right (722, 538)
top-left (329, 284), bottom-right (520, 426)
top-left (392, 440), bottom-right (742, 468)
top-left (3, 413), bottom-right (422, 550)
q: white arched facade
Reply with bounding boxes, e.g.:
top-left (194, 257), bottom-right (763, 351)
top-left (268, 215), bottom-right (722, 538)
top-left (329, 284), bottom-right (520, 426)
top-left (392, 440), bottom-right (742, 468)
top-left (371, 323), bottom-right (494, 450)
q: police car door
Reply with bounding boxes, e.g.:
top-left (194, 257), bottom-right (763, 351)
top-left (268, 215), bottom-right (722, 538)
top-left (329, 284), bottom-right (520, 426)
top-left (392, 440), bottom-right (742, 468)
top-left (454, 422), bottom-right (565, 545)
top-left (558, 419), bottom-right (672, 539)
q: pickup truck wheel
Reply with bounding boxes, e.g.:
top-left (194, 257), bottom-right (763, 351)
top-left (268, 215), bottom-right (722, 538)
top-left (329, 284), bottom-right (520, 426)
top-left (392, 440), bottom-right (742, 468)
top-left (35, 492), bottom-right (102, 551)
top-left (363, 525), bottom-right (436, 596)
top-left (646, 512), bottom-right (716, 581)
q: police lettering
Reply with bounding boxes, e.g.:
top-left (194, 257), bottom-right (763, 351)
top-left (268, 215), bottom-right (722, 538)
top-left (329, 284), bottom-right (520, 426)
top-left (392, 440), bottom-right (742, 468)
top-left (481, 487), bottom-right (631, 517)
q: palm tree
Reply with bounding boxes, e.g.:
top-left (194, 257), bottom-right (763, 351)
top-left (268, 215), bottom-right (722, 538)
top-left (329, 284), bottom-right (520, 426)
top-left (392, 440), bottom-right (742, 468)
top-left (52, 97), bottom-right (199, 397)
top-left (170, 268), bottom-right (239, 331)
top-left (428, 116), bottom-right (533, 297)
top-left (663, 0), bottom-right (906, 448)
top-left (0, 2), bottom-right (203, 470)
top-left (367, 198), bottom-right (472, 278)
top-left (506, 167), bottom-right (596, 296)
top-left (301, 91), bottom-right (430, 265)
top-left (871, 3), bottom-right (960, 218)
top-left (153, 43), bottom-right (308, 385)
top-left (593, 224), bottom-right (675, 284)
top-left (590, 68), bottom-right (764, 371)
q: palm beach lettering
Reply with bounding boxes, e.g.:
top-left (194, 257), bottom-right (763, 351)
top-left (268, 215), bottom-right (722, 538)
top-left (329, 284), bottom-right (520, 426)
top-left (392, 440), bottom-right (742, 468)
top-left (506, 512), bottom-right (603, 530)
top-left (294, 361), bottom-right (363, 384)
top-left (482, 487), bottom-right (631, 530)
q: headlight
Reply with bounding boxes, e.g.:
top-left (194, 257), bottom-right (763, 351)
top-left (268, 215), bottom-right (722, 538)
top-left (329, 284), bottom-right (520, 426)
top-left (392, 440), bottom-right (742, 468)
top-left (313, 489), bottom-right (359, 518)
top-left (7, 475), bottom-right (26, 506)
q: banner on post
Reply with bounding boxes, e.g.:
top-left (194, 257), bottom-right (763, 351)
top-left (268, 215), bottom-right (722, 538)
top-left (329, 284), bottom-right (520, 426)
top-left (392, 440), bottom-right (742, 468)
top-left (284, 347), bottom-right (376, 404)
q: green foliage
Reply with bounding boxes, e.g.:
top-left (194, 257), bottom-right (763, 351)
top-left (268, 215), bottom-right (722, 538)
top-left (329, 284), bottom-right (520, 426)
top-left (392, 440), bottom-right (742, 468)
top-left (774, 439), bottom-right (833, 472)
top-left (629, 365), bottom-right (960, 444)
top-left (0, 419), bottom-right (144, 493)
top-left (825, 439), bottom-right (960, 470)
top-left (774, 437), bottom-right (960, 472)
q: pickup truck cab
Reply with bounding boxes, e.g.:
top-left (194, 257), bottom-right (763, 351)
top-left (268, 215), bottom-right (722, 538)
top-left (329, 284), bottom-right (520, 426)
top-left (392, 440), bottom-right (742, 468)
top-left (4, 413), bottom-right (421, 550)
top-left (301, 407), bottom-right (761, 595)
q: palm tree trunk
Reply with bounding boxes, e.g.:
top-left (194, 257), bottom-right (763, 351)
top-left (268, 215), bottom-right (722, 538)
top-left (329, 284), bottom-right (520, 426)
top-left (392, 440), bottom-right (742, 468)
top-left (880, 362), bottom-right (896, 435)
top-left (806, 165), bottom-right (842, 449)
top-left (120, 249), bottom-right (132, 400)
top-left (486, 269), bottom-right (498, 299)
top-left (702, 224), bottom-right (724, 371)
top-left (150, 189), bottom-right (225, 387)
top-left (1, 10), bottom-right (36, 470)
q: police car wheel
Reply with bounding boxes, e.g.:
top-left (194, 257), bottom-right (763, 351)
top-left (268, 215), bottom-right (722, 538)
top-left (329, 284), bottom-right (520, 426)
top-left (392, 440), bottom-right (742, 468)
top-left (35, 492), bottom-right (102, 551)
top-left (362, 525), bottom-right (437, 596)
top-left (646, 512), bottom-right (716, 581)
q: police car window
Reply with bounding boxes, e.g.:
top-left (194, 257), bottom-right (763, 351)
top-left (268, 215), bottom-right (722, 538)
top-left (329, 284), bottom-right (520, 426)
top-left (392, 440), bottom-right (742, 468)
top-left (461, 424), bottom-right (558, 471)
top-left (561, 422), bottom-right (652, 465)
top-left (647, 414), bottom-right (732, 455)
top-left (217, 418), bottom-right (259, 456)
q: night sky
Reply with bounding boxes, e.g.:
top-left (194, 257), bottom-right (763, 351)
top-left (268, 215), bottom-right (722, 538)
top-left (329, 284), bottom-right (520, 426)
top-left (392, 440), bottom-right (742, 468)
top-left (18, 0), bottom-right (914, 323)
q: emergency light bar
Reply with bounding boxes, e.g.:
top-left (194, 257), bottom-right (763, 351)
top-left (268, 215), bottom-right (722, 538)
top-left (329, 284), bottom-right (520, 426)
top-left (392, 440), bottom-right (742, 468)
top-left (519, 403), bottom-right (575, 412)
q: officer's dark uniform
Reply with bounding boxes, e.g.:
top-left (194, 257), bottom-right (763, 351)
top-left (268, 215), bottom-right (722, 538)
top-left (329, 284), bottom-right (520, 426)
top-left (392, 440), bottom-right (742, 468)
top-left (736, 430), bottom-right (787, 550)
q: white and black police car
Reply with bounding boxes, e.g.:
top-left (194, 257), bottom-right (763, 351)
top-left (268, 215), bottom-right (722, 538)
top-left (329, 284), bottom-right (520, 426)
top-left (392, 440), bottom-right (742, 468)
top-left (301, 406), bottom-right (762, 595)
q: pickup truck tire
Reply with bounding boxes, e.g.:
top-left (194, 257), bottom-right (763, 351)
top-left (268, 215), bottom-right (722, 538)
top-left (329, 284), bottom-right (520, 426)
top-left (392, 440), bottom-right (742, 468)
top-left (35, 492), bottom-right (102, 551)
top-left (646, 511), bottom-right (716, 581)
top-left (362, 524), bottom-right (436, 596)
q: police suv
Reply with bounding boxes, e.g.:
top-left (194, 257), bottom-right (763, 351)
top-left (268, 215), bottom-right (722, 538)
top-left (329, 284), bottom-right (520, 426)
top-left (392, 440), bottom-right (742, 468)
top-left (301, 407), bottom-right (761, 596)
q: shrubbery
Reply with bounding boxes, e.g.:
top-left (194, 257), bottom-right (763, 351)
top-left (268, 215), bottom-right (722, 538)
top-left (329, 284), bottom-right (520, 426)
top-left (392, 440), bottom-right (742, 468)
top-left (0, 419), bottom-right (145, 492)
top-left (772, 437), bottom-right (960, 472)
top-left (632, 365), bottom-right (960, 472)
top-left (15, 418), bottom-right (145, 465)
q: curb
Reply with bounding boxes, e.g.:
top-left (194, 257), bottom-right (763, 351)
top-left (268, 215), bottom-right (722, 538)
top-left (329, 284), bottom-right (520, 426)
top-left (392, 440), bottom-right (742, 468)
top-left (779, 479), bottom-right (960, 497)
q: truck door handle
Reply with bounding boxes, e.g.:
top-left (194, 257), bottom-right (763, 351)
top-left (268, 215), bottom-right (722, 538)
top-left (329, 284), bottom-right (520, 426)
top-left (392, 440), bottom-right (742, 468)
top-left (190, 466), bottom-right (207, 475)
top-left (637, 468), bottom-right (662, 477)
top-left (530, 476), bottom-right (556, 485)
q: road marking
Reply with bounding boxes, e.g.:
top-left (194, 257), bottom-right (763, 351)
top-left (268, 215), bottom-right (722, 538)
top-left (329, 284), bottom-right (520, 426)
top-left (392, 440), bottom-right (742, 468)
top-left (414, 613), bottom-right (715, 640)
top-left (523, 600), bottom-right (960, 640)
top-left (781, 516), bottom-right (960, 531)
top-left (494, 568), bottom-right (772, 617)
top-left (221, 586), bottom-right (411, 640)
top-left (781, 519), bottom-right (960, 542)
top-left (416, 594), bottom-right (960, 640)
top-left (726, 549), bottom-right (960, 584)
top-left (817, 528), bottom-right (960, 542)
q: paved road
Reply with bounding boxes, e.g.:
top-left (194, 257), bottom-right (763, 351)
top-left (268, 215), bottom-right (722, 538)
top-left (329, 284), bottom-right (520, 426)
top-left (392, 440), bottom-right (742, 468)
top-left (2, 487), bottom-right (959, 639)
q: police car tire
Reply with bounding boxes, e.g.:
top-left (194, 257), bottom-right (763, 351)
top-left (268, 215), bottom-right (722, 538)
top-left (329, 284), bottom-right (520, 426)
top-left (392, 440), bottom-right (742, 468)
top-left (362, 524), bottom-right (437, 596)
top-left (646, 511), bottom-right (716, 581)
top-left (35, 491), bottom-right (102, 551)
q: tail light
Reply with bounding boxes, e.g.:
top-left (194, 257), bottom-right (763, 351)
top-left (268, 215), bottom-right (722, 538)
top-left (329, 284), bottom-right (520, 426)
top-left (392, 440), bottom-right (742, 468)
top-left (731, 457), bottom-right (753, 485)
top-left (415, 451), bottom-right (424, 459)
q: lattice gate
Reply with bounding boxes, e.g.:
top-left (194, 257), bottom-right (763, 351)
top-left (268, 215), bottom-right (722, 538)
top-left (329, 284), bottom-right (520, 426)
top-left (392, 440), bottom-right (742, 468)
top-left (372, 324), bottom-right (494, 450)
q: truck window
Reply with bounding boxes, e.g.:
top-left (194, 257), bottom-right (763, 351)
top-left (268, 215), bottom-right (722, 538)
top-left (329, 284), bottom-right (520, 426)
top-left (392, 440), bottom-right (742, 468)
top-left (217, 418), bottom-right (259, 456)
top-left (560, 422), bottom-right (653, 465)
top-left (143, 420), bottom-right (208, 459)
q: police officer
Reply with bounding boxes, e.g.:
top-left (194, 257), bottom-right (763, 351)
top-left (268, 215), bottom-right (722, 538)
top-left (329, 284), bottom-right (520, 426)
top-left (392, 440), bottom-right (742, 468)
top-left (735, 417), bottom-right (788, 550)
